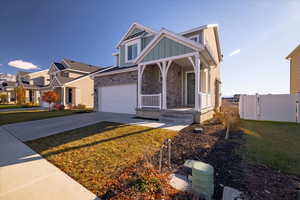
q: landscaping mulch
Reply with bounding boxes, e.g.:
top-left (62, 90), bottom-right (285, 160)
top-left (148, 119), bottom-right (300, 200)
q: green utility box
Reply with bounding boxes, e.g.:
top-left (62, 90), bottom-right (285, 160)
top-left (184, 160), bottom-right (214, 200)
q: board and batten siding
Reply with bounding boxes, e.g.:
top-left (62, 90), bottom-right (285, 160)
top-left (119, 35), bottom-right (155, 67)
top-left (141, 37), bottom-right (195, 63)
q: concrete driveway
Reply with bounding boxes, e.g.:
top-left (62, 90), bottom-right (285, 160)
top-left (0, 111), bottom-right (188, 200)
top-left (2, 112), bottom-right (188, 142)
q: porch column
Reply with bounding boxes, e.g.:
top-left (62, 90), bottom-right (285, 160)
top-left (208, 67), bottom-right (211, 93)
top-left (158, 60), bottom-right (172, 110)
top-left (61, 87), bottom-right (66, 105)
top-left (137, 64), bottom-right (145, 109)
top-left (194, 55), bottom-right (201, 111)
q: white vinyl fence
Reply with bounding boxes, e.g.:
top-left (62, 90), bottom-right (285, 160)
top-left (239, 94), bottom-right (300, 123)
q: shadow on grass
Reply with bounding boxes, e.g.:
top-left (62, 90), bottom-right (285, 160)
top-left (39, 125), bottom-right (157, 159)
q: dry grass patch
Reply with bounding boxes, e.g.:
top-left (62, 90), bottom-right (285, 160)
top-left (26, 121), bottom-right (177, 197)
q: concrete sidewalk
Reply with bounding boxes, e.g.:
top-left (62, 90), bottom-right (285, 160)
top-left (0, 127), bottom-right (99, 200)
top-left (3, 112), bottom-right (188, 142)
top-left (0, 107), bottom-right (47, 113)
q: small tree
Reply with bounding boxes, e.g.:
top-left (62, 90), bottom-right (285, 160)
top-left (15, 86), bottom-right (26, 105)
top-left (0, 93), bottom-right (8, 103)
top-left (42, 91), bottom-right (58, 111)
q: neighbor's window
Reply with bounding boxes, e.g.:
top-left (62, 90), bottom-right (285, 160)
top-left (189, 35), bottom-right (200, 43)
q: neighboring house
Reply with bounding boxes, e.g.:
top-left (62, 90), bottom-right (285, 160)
top-left (0, 81), bottom-right (17, 103)
top-left (47, 59), bottom-right (103, 108)
top-left (15, 70), bottom-right (49, 104)
top-left (93, 22), bottom-right (222, 123)
top-left (286, 44), bottom-right (300, 94)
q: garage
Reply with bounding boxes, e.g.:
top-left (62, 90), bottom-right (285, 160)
top-left (98, 83), bottom-right (137, 114)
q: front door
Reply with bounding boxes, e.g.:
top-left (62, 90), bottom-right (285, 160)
top-left (186, 72), bottom-right (195, 105)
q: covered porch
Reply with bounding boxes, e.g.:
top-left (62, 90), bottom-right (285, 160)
top-left (137, 53), bottom-right (213, 111)
top-left (53, 87), bottom-right (77, 106)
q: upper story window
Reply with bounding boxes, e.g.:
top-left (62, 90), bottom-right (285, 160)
top-left (61, 72), bottom-right (69, 77)
top-left (189, 34), bottom-right (200, 43)
top-left (125, 39), bottom-right (141, 63)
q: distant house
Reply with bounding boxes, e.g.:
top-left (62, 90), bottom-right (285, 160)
top-left (286, 44), bottom-right (300, 94)
top-left (16, 70), bottom-right (50, 104)
top-left (92, 22), bottom-right (222, 123)
top-left (46, 59), bottom-right (103, 108)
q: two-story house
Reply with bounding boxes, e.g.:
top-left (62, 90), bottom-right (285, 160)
top-left (47, 59), bottom-right (103, 108)
top-left (14, 70), bottom-right (49, 104)
top-left (286, 44), bottom-right (300, 94)
top-left (93, 23), bottom-right (222, 123)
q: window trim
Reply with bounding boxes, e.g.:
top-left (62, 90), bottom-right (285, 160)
top-left (189, 34), bottom-right (200, 43)
top-left (125, 39), bottom-right (141, 63)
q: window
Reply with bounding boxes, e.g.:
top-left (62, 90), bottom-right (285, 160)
top-left (125, 40), bottom-right (140, 63)
top-left (189, 35), bottom-right (200, 43)
top-left (61, 72), bottom-right (69, 77)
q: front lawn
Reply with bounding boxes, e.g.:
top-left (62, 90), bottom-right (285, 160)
top-left (0, 104), bottom-right (38, 109)
top-left (240, 120), bottom-right (300, 175)
top-left (26, 122), bottom-right (177, 197)
top-left (0, 110), bottom-right (91, 125)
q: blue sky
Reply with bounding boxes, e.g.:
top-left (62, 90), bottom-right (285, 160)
top-left (0, 0), bottom-right (299, 95)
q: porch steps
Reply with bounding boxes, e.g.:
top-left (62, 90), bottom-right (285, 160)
top-left (159, 112), bottom-right (194, 124)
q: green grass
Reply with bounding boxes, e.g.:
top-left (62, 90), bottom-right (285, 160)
top-left (0, 104), bottom-right (38, 109)
top-left (0, 110), bottom-right (91, 125)
top-left (26, 122), bottom-right (177, 195)
top-left (240, 120), bottom-right (300, 175)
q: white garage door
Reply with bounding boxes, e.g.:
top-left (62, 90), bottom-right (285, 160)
top-left (98, 83), bottom-right (137, 114)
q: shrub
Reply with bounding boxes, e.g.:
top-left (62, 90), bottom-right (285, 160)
top-left (214, 110), bottom-right (241, 139)
top-left (54, 104), bottom-right (65, 111)
top-left (76, 104), bottom-right (86, 110)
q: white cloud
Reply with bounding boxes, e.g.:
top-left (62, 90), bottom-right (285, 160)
top-left (8, 60), bottom-right (40, 70)
top-left (229, 49), bottom-right (241, 57)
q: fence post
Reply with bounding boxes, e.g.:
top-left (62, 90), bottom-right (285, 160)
top-left (239, 95), bottom-right (244, 119)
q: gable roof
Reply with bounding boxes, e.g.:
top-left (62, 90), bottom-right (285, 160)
top-left (116, 22), bottom-right (157, 48)
top-left (180, 24), bottom-right (222, 62)
top-left (135, 28), bottom-right (204, 64)
top-left (62, 59), bottom-right (101, 73)
top-left (286, 44), bottom-right (300, 59)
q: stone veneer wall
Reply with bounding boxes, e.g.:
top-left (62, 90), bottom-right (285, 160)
top-left (142, 64), bottom-right (162, 94)
top-left (167, 63), bottom-right (182, 108)
top-left (93, 70), bottom-right (138, 111)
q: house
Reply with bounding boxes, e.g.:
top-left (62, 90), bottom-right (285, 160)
top-left (92, 23), bottom-right (222, 123)
top-left (46, 59), bottom-right (103, 108)
top-left (15, 70), bottom-right (49, 104)
top-left (286, 44), bottom-right (300, 94)
top-left (0, 81), bottom-right (17, 103)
